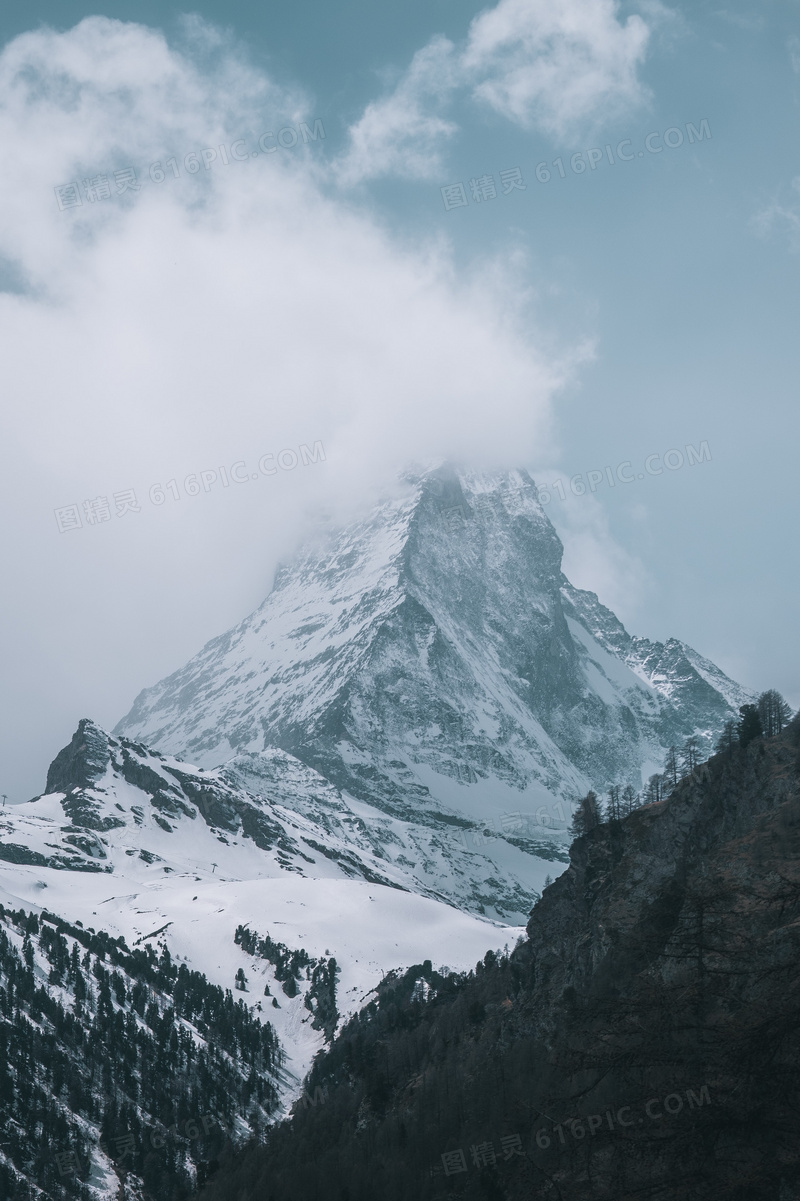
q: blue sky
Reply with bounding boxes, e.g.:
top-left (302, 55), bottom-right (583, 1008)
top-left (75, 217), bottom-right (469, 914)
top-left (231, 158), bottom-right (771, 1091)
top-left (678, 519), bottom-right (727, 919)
top-left (0, 0), bottom-right (798, 801)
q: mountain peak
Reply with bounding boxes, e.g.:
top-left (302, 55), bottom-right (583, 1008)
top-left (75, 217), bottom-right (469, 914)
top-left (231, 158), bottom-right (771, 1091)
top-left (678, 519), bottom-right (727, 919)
top-left (45, 716), bottom-right (113, 795)
top-left (115, 464), bottom-right (752, 915)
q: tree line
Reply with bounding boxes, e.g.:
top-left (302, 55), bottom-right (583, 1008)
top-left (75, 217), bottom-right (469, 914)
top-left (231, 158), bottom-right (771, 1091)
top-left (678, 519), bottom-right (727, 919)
top-left (0, 904), bottom-right (283, 1201)
top-left (195, 700), bottom-right (800, 1201)
top-left (570, 689), bottom-right (794, 837)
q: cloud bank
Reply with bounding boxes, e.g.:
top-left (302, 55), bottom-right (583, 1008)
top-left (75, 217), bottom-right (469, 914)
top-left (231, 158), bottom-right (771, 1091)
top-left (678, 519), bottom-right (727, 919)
top-left (338, 0), bottom-right (653, 184)
top-left (0, 17), bottom-right (574, 502)
top-left (0, 15), bottom-right (591, 799)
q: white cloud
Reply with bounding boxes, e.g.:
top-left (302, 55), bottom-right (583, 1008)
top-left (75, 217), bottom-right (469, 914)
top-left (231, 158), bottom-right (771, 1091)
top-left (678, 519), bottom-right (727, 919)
top-left (0, 16), bottom-right (587, 799)
top-left (463, 0), bottom-right (650, 135)
top-left (0, 17), bottom-right (574, 487)
top-left (335, 36), bottom-right (460, 186)
top-left (753, 177), bottom-right (800, 253)
top-left (339, 0), bottom-right (653, 184)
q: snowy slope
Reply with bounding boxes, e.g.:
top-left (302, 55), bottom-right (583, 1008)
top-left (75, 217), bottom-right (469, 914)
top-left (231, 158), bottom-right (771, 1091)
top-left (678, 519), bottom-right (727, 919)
top-left (0, 900), bottom-right (284, 1201)
top-left (0, 719), bottom-right (523, 1109)
top-left (0, 463), bottom-right (756, 1200)
top-left (15, 716), bottom-right (560, 922)
top-left (116, 465), bottom-right (752, 839)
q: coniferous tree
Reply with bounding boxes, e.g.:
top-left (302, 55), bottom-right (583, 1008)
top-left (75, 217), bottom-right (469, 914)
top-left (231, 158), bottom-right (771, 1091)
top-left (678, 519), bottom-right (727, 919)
top-left (606, 785), bottom-right (622, 822)
top-left (643, 774), bottom-right (664, 805)
top-left (680, 735), bottom-right (701, 777)
top-left (570, 790), bottom-right (602, 837)
top-left (757, 689), bottom-right (793, 738)
top-left (715, 719), bottom-right (738, 757)
top-left (663, 745), bottom-right (679, 793)
top-left (621, 784), bottom-right (638, 816)
top-left (738, 703), bottom-right (763, 749)
top-left (197, 714), bottom-right (800, 1201)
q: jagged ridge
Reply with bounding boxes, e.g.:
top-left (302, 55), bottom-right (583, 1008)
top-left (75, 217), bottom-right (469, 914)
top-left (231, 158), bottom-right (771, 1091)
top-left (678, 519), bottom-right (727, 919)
top-left (114, 465), bottom-right (752, 916)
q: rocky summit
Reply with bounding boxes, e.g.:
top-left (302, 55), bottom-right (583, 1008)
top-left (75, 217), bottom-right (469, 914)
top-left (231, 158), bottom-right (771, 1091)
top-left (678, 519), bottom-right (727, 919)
top-left (0, 463), bottom-right (785, 1201)
top-left (116, 464), bottom-right (751, 851)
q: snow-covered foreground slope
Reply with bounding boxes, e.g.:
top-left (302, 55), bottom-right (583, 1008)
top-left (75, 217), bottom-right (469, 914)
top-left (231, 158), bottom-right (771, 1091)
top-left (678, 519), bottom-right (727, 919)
top-left (117, 464), bottom-right (753, 868)
top-left (0, 720), bottom-right (523, 1107)
top-left (0, 898), bottom-right (285, 1201)
top-left (0, 871), bottom-right (513, 1111)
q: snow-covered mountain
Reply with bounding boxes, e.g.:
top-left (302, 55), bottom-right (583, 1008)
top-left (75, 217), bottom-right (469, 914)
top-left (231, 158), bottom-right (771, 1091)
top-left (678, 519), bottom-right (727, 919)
top-left (0, 463), bottom-right (759, 1200)
top-left (0, 719), bottom-right (522, 1121)
top-left (116, 464), bottom-right (752, 851)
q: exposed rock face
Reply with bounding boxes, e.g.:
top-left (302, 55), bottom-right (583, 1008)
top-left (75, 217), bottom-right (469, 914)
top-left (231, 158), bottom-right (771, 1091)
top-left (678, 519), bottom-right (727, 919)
top-left (15, 466), bottom-right (756, 922)
top-left (509, 715), bottom-right (800, 1198)
top-left (45, 716), bottom-right (112, 795)
top-left (195, 719), bottom-right (800, 1201)
top-left (5, 719), bottom-right (382, 883)
top-left (116, 464), bottom-right (752, 822)
top-left (527, 713), bottom-right (800, 1015)
top-left (3, 717), bottom-right (559, 919)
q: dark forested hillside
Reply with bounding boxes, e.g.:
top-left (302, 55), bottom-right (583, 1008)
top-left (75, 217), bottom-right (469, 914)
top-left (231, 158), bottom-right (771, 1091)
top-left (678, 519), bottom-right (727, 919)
top-left (197, 715), bottom-right (800, 1201)
top-left (0, 908), bottom-right (283, 1201)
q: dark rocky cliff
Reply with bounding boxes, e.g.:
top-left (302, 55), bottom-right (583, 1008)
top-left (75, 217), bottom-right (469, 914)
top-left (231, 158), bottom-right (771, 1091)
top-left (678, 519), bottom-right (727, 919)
top-left (196, 714), bottom-right (800, 1201)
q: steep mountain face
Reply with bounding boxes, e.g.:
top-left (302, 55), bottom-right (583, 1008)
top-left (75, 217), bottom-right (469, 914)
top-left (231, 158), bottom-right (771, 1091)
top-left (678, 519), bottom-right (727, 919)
top-left (3, 464), bottom-right (774, 1201)
top-left (195, 718), bottom-right (800, 1201)
top-left (116, 465), bottom-right (752, 847)
top-left (561, 580), bottom-right (750, 731)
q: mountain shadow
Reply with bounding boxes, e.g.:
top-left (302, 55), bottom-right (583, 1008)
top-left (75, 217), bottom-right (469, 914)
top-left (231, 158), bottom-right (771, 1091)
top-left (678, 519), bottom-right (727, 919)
top-left (196, 713), bottom-right (800, 1201)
